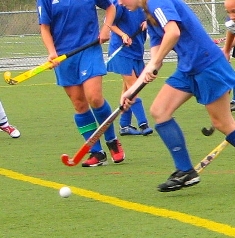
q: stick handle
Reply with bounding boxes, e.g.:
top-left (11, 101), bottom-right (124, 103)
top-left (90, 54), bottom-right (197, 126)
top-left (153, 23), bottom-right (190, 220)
top-left (106, 27), bottom-right (143, 63)
top-left (66, 39), bottom-right (99, 58)
top-left (120, 70), bottom-right (158, 109)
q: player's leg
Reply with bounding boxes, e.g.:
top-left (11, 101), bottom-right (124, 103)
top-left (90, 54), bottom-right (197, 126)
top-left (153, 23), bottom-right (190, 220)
top-left (63, 85), bottom-right (107, 167)
top-left (83, 76), bottom-right (125, 163)
top-left (206, 91), bottom-right (235, 144)
top-left (201, 56), bottom-right (235, 145)
top-left (151, 76), bottom-right (200, 192)
top-left (121, 68), bottom-right (153, 136)
top-left (0, 101), bottom-right (20, 138)
top-left (119, 81), bottom-right (141, 135)
top-left (230, 88), bottom-right (235, 111)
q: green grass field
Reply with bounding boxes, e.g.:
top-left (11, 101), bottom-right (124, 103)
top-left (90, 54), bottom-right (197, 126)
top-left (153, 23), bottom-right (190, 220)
top-left (1, 62), bottom-right (235, 238)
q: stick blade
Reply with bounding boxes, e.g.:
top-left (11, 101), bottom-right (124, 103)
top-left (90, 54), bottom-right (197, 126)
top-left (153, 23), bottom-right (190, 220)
top-left (201, 127), bottom-right (215, 136)
top-left (61, 154), bottom-right (76, 166)
top-left (3, 71), bottom-right (17, 85)
top-left (61, 144), bottom-right (90, 167)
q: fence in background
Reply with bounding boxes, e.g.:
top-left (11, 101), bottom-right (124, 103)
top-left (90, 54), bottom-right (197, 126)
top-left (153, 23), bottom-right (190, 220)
top-left (0, 1), bottom-right (227, 71)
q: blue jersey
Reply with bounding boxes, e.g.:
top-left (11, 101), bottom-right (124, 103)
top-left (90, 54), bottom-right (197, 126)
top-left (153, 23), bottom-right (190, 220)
top-left (108, 0), bottom-right (146, 60)
top-left (147, 0), bottom-right (223, 74)
top-left (37, 0), bottom-right (112, 55)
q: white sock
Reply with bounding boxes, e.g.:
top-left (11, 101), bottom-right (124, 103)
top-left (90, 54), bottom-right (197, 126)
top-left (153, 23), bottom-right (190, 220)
top-left (0, 101), bottom-right (9, 127)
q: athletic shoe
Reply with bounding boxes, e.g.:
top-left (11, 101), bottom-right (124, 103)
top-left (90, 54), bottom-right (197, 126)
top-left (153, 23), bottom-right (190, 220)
top-left (158, 169), bottom-right (200, 192)
top-left (0, 125), bottom-right (21, 138)
top-left (119, 125), bottom-right (141, 136)
top-left (139, 123), bottom-right (153, 136)
top-left (230, 101), bottom-right (235, 112)
top-left (82, 152), bottom-right (108, 167)
top-left (106, 139), bottom-right (125, 163)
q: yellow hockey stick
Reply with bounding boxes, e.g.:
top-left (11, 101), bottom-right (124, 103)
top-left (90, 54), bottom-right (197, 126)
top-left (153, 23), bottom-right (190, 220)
top-left (4, 39), bottom-right (99, 85)
top-left (194, 140), bottom-right (229, 173)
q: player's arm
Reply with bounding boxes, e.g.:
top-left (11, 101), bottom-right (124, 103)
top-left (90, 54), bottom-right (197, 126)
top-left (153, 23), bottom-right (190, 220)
top-left (109, 25), bottom-right (132, 45)
top-left (109, 21), bottom-right (146, 45)
top-left (223, 30), bottom-right (235, 61)
top-left (149, 21), bottom-right (179, 70)
top-left (120, 21), bottom-right (179, 102)
top-left (40, 24), bottom-right (59, 67)
top-left (100, 4), bottom-right (116, 43)
top-left (132, 20), bottom-right (178, 82)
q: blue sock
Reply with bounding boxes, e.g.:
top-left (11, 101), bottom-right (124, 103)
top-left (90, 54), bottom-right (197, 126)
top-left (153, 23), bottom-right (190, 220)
top-left (92, 100), bottom-right (116, 142)
top-left (74, 111), bottom-right (102, 153)
top-left (226, 130), bottom-right (235, 146)
top-left (131, 98), bottom-right (148, 127)
top-left (155, 118), bottom-right (193, 171)
top-left (119, 108), bottom-right (132, 128)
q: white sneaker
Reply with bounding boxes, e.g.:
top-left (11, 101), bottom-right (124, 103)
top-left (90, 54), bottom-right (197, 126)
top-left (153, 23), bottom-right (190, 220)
top-left (0, 125), bottom-right (21, 138)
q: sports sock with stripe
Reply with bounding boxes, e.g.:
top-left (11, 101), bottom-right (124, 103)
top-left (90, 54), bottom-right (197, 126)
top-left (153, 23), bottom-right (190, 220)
top-left (74, 110), bottom-right (102, 153)
top-left (155, 118), bottom-right (193, 172)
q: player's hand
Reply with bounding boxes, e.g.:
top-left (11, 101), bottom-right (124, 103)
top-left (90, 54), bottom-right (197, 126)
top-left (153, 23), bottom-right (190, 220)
top-left (120, 95), bottom-right (135, 111)
top-left (48, 52), bottom-right (60, 68)
top-left (122, 34), bottom-right (132, 46)
top-left (141, 21), bottom-right (147, 30)
top-left (142, 63), bottom-right (159, 83)
top-left (99, 25), bottom-right (110, 43)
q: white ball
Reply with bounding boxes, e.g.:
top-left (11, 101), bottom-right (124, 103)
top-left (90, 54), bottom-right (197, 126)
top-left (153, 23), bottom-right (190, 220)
top-left (59, 186), bottom-right (71, 198)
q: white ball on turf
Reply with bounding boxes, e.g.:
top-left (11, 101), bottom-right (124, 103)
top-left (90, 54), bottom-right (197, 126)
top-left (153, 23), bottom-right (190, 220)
top-left (59, 186), bottom-right (71, 198)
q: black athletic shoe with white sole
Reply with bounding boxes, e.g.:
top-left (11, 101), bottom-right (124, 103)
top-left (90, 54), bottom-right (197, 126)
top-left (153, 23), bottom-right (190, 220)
top-left (158, 169), bottom-right (200, 192)
top-left (230, 101), bottom-right (235, 112)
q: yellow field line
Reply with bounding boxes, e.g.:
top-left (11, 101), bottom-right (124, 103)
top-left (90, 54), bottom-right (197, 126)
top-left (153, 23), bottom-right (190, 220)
top-left (1, 167), bottom-right (235, 237)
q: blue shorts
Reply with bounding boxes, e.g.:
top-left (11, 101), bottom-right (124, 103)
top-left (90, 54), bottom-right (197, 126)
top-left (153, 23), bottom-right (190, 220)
top-left (54, 45), bottom-right (107, 86)
top-left (107, 55), bottom-right (145, 77)
top-left (166, 57), bottom-right (235, 105)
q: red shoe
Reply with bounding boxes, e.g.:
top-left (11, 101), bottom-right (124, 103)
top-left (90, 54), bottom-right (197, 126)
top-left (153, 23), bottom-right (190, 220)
top-left (106, 139), bottom-right (125, 163)
top-left (0, 125), bottom-right (20, 138)
top-left (82, 152), bottom-right (108, 167)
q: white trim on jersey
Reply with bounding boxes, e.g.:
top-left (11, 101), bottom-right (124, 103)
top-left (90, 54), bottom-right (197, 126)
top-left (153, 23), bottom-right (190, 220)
top-left (154, 8), bottom-right (168, 28)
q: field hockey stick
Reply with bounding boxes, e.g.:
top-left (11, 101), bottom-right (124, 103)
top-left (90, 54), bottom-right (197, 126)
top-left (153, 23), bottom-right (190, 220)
top-left (105, 27), bottom-right (143, 65)
top-left (194, 140), bottom-right (229, 173)
top-left (201, 106), bottom-right (235, 136)
top-left (3, 39), bottom-right (99, 85)
top-left (201, 125), bottom-right (215, 136)
top-left (61, 70), bottom-right (158, 166)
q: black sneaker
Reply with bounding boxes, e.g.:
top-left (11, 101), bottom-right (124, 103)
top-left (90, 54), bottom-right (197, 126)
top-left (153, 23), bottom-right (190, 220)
top-left (139, 123), bottom-right (153, 136)
top-left (158, 169), bottom-right (200, 192)
top-left (82, 152), bottom-right (108, 167)
top-left (230, 101), bottom-right (235, 112)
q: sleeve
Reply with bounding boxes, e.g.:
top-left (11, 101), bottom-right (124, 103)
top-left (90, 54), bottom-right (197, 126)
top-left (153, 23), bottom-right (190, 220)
top-left (225, 20), bottom-right (235, 34)
top-left (95, 0), bottom-right (112, 10)
top-left (147, 24), bottom-right (162, 47)
top-left (112, 0), bottom-right (124, 25)
top-left (148, 0), bottom-right (181, 28)
top-left (37, 0), bottom-right (51, 25)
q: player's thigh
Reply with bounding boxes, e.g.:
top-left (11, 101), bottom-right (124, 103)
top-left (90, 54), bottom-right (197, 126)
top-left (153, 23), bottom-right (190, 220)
top-left (150, 84), bottom-right (192, 122)
top-left (83, 76), bottom-right (104, 107)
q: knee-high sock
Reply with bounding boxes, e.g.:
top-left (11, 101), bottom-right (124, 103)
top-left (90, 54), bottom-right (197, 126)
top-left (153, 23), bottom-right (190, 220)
top-left (131, 98), bottom-right (148, 127)
top-left (74, 110), bottom-right (102, 153)
top-left (0, 101), bottom-right (8, 127)
top-left (119, 108), bottom-right (132, 128)
top-left (226, 130), bottom-right (235, 146)
top-left (155, 118), bottom-right (193, 171)
top-left (92, 100), bottom-right (116, 142)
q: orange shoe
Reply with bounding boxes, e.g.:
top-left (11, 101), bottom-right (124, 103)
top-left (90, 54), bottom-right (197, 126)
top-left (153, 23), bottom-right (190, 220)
top-left (106, 139), bottom-right (125, 163)
top-left (82, 152), bottom-right (108, 167)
